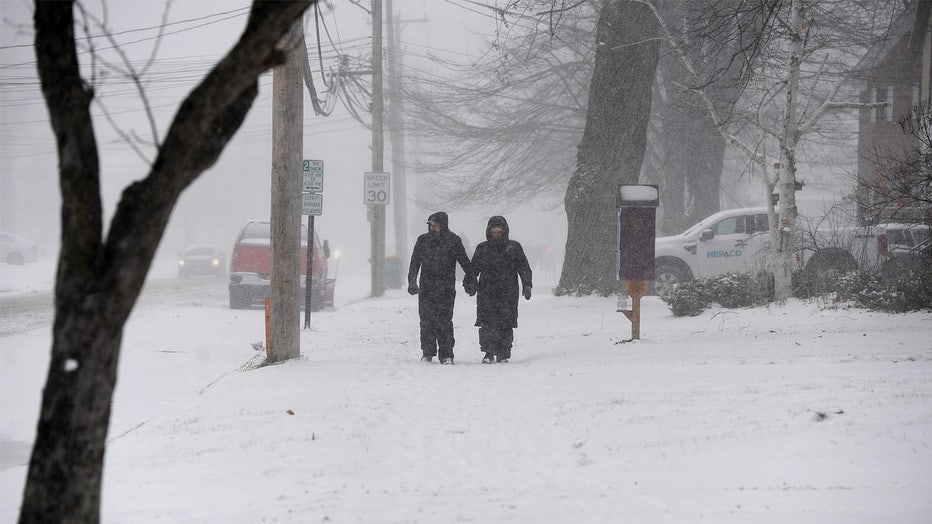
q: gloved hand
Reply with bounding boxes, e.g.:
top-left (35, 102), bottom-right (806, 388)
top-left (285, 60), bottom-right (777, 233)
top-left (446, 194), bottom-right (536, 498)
top-left (408, 283), bottom-right (419, 295)
top-left (464, 276), bottom-right (477, 296)
top-left (523, 287), bottom-right (532, 300)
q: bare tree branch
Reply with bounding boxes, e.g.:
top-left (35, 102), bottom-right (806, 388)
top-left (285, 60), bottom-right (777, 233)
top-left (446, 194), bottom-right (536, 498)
top-left (22, 2), bottom-right (313, 521)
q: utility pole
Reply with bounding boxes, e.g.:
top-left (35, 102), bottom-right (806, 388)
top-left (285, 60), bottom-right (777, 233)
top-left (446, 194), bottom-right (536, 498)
top-left (370, 0), bottom-right (386, 297)
top-left (386, 0), bottom-right (410, 268)
top-left (269, 20), bottom-right (304, 361)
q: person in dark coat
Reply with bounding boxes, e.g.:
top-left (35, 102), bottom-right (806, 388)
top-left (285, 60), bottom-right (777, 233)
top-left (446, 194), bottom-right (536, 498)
top-left (468, 216), bottom-right (532, 363)
top-left (408, 211), bottom-right (474, 364)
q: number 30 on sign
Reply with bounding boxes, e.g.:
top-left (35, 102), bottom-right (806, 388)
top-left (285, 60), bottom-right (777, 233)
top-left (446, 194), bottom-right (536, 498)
top-left (363, 172), bottom-right (391, 205)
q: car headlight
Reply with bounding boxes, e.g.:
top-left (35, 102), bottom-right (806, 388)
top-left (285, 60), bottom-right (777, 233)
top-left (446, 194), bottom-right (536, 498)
top-left (178, 260), bottom-right (185, 267)
top-left (212, 258), bottom-right (221, 267)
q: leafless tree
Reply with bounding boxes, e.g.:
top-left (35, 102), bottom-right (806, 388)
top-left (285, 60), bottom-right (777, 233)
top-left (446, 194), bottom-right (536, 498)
top-left (643, 1), bottom-right (749, 235)
top-left (556, 0), bottom-right (660, 295)
top-left (404, 0), bottom-right (773, 294)
top-left (407, 0), bottom-right (897, 297)
top-left (645, 0), bottom-right (900, 299)
top-left (21, 2), bottom-right (312, 521)
top-left (404, 0), bottom-right (746, 231)
top-left (402, 2), bottom-right (598, 209)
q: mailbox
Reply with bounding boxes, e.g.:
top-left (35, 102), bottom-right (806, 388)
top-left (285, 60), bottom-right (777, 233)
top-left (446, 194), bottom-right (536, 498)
top-left (616, 185), bottom-right (659, 281)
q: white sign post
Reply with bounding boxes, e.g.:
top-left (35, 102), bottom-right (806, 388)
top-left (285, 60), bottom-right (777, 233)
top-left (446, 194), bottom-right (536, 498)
top-left (302, 193), bottom-right (323, 216)
top-left (302, 159), bottom-right (324, 217)
top-left (302, 160), bottom-right (325, 325)
top-left (364, 172), bottom-right (391, 205)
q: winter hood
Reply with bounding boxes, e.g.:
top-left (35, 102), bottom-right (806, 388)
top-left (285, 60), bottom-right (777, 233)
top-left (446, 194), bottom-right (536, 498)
top-left (485, 216), bottom-right (510, 241)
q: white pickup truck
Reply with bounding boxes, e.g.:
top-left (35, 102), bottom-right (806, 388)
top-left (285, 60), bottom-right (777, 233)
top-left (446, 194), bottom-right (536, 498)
top-left (650, 207), bottom-right (929, 296)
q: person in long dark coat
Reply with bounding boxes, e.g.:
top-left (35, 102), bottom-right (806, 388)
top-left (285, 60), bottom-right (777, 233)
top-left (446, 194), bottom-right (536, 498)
top-left (469, 216), bottom-right (532, 363)
top-left (407, 211), bottom-right (473, 364)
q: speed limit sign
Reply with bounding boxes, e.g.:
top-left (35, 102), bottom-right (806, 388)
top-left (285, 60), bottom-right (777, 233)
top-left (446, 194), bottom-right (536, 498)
top-left (363, 172), bottom-right (391, 205)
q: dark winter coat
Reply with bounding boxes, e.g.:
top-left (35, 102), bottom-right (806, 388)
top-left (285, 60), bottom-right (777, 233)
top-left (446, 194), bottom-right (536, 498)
top-left (471, 216), bottom-right (532, 329)
top-left (407, 211), bottom-right (471, 294)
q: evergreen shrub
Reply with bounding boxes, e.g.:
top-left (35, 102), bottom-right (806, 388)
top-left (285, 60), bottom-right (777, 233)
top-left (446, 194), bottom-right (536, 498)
top-left (663, 272), bottom-right (771, 317)
top-left (832, 268), bottom-right (932, 312)
top-left (665, 265), bottom-right (932, 317)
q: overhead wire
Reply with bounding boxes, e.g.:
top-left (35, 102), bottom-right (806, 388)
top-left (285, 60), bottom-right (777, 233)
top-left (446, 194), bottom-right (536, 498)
top-left (1, 2), bottom-right (531, 145)
top-left (0, 10), bottom-right (250, 70)
top-left (314, 3), bottom-right (331, 88)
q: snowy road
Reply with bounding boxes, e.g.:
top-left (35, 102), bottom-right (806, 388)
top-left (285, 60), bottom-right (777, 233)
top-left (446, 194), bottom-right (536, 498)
top-left (0, 274), bottom-right (226, 337)
top-left (2, 259), bottom-right (931, 523)
top-left (0, 272), bottom-right (235, 471)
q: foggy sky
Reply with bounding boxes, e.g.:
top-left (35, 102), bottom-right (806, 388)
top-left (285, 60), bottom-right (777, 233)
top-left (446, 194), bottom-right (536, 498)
top-left (0, 0), bottom-right (567, 277)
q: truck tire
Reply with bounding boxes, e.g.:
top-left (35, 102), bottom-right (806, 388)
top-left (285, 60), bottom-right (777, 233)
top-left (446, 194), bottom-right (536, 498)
top-left (651, 263), bottom-right (690, 298)
top-left (229, 288), bottom-right (249, 310)
top-left (803, 249), bottom-right (857, 293)
top-left (310, 287), bottom-right (325, 312)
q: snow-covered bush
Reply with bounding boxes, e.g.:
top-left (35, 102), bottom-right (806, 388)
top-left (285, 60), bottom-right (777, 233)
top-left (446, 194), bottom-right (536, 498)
top-left (664, 265), bottom-right (931, 317)
top-left (831, 268), bottom-right (932, 312)
top-left (663, 272), bottom-right (772, 317)
top-left (664, 279), bottom-right (707, 317)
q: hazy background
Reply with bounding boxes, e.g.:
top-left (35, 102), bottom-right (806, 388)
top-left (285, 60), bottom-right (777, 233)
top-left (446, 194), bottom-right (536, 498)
top-left (1, 1), bottom-right (861, 292)
top-left (0, 0), bottom-right (569, 290)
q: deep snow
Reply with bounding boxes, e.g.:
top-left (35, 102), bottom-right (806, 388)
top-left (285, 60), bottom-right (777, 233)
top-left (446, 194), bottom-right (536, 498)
top-left (1, 258), bottom-right (931, 523)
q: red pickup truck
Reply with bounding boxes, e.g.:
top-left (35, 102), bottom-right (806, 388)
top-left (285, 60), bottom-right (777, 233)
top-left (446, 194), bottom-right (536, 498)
top-left (228, 220), bottom-right (334, 310)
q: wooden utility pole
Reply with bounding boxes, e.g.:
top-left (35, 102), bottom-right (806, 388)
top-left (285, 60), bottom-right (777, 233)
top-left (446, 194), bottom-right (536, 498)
top-left (269, 20), bottom-right (304, 361)
top-left (370, 0), bottom-right (386, 297)
top-left (386, 0), bottom-right (408, 267)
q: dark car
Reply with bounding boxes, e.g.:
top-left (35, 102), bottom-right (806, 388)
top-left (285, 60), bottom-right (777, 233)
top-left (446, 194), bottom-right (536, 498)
top-left (178, 245), bottom-right (226, 278)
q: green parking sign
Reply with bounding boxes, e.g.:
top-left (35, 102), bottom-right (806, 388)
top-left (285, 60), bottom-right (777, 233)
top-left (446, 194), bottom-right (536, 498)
top-left (303, 159), bottom-right (323, 193)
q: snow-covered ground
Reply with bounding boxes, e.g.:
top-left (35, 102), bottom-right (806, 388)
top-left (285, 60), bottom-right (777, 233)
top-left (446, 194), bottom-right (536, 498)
top-left (1, 258), bottom-right (931, 523)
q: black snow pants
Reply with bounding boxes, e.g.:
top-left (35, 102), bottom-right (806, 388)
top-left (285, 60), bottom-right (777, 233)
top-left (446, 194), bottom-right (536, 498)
top-left (479, 326), bottom-right (514, 359)
top-left (419, 288), bottom-right (456, 360)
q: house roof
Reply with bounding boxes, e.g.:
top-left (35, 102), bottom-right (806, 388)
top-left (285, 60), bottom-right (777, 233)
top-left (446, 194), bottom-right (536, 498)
top-left (852, 0), bottom-right (929, 74)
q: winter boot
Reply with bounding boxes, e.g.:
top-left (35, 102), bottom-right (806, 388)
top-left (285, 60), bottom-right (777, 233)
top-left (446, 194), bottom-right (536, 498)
top-left (482, 352), bottom-right (495, 364)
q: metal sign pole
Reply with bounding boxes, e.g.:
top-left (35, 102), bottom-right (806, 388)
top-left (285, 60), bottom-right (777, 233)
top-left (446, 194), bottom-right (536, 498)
top-left (305, 215), bottom-right (314, 328)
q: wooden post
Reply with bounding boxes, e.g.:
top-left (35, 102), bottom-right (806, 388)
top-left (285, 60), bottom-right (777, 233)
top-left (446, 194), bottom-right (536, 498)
top-left (370, 0), bottom-right (386, 298)
top-left (620, 280), bottom-right (648, 339)
top-left (269, 20), bottom-right (303, 361)
top-left (264, 297), bottom-right (271, 359)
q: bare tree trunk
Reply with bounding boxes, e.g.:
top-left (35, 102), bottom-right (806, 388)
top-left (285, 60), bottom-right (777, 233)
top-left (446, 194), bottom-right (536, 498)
top-left (773, 0), bottom-right (804, 300)
top-left (649, 0), bottom-right (750, 235)
top-left (21, 2), bottom-right (312, 521)
top-left (557, 0), bottom-right (660, 295)
top-left (689, 124), bottom-right (726, 218)
top-left (652, 43), bottom-right (719, 234)
top-left (653, 93), bottom-right (726, 234)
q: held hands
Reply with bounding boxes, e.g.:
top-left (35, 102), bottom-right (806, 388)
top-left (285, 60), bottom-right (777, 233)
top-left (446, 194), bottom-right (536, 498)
top-left (523, 287), bottom-right (532, 300)
top-left (463, 276), bottom-right (477, 296)
top-left (408, 283), bottom-right (419, 295)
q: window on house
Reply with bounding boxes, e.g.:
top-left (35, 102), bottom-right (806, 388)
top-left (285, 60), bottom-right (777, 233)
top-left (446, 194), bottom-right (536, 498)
top-left (871, 87), bottom-right (894, 123)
